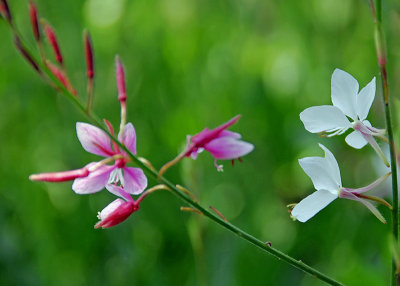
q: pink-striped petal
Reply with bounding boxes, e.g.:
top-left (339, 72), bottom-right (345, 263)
top-left (118, 123), bottom-right (137, 155)
top-left (204, 137), bottom-right (254, 160)
top-left (76, 122), bottom-right (114, 157)
top-left (123, 167), bottom-right (148, 195)
top-left (94, 199), bottom-right (136, 229)
top-left (72, 163), bottom-right (115, 194)
top-left (106, 184), bottom-right (134, 202)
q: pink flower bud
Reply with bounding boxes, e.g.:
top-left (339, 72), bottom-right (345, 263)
top-left (94, 199), bottom-right (139, 229)
top-left (29, 1), bottom-right (40, 41)
top-left (47, 61), bottom-right (77, 96)
top-left (115, 56), bottom-right (126, 102)
top-left (14, 36), bottom-right (41, 73)
top-left (29, 167), bottom-right (89, 182)
top-left (84, 31), bottom-right (94, 79)
top-left (0, 0), bottom-right (12, 24)
top-left (44, 23), bottom-right (63, 65)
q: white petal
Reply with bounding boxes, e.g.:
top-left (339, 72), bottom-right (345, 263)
top-left (356, 77), bottom-right (376, 121)
top-left (318, 144), bottom-right (342, 187)
top-left (331, 69), bottom-right (359, 120)
top-left (292, 190), bottom-right (337, 222)
top-left (345, 130), bottom-right (368, 149)
top-left (300, 105), bottom-right (351, 133)
top-left (299, 155), bottom-right (341, 192)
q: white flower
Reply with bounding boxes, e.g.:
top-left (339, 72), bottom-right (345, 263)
top-left (291, 144), bottom-right (390, 223)
top-left (300, 69), bottom-right (388, 166)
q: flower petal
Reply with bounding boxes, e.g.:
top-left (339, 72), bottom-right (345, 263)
top-left (345, 130), bottom-right (368, 149)
top-left (291, 189), bottom-right (337, 222)
top-left (118, 123), bottom-right (137, 155)
top-left (72, 164), bottom-right (115, 194)
top-left (123, 167), bottom-right (148, 195)
top-left (356, 77), bottom-right (376, 121)
top-left (300, 105), bottom-right (351, 133)
top-left (318, 144), bottom-right (342, 187)
top-left (299, 148), bottom-right (341, 192)
top-left (106, 184), bottom-right (134, 201)
top-left (76, 122), bottom-right (114, 157)
top-left (331, 69), bottom-right (359, 120)
top-left (218, 130), bottom-right (242, 139)
top-left (204, 137), bottom-right (254, 160)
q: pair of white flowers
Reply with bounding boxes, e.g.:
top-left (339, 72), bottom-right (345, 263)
top-left (292, 69), bottom-right (390, 223)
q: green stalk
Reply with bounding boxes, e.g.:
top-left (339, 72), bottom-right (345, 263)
top-left (3, 20), bottom-right (343, 286)
top-left (369, 0), bottom-right (399, 285)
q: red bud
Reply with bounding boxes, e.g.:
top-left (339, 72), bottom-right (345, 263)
top-left (14, 36), bottom-right (41, 73)
top-left (84, 31), bottom-right (94, 79)
top-left (0, 0), bottom-right (11, 24)
top-left (47, 61), bottom-right (77, 96)
top-left (115, 56), bottom-right (126, 102)
top-left (29, 1), bottom-right (40, 41)
top-left (44, 23), bottom-right (63, 65)
top-left (29, 167), bottom-right (89, 182)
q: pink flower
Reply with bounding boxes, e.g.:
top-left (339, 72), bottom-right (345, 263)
top-left (184, 115), bottom-right (254, 170)
top-left (94, 185), bottom-right (139, 229)
top-left (71, 122), bottom-right (147, 195)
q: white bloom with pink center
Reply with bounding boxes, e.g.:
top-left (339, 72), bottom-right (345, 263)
top-left (300, 69), bottom-right (388, 166)
top-left (292, 144), bottom-right (390, 223)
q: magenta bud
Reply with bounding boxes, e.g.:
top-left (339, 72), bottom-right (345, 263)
top-left (0, 0), bottom-right (12, 24)
top-left (84, 31), bottom-right (94, 79)
top-left (44, 23), bottom-right (63, 65)
top-left (29, 1), bottom-right (40, 41)
top-left (115, 56), bottom-right (126, 102)
top-left (94, 199), bottom-right (139, 229)
top-left (14, 36), bottom-right (41, 73)
top-left (29, 167), bottom-right (89, 182)
top-left (47, 61), bottom-right (77, 96)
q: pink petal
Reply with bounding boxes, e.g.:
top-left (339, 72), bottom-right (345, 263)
top-left (123, 167), bottom-right (148, 195)
top-left (217, 130), bottom-right (241, 139)
top-left (204, 137), bottom-right (254, 160)
top-left (72, 163), bottom-right (115, 194)
top-left (106, 184), bottom-right (134, 202)
top-left (76, 122), bottom-right (114, 157)
top-left (118, 123), bottom-right (137, 155)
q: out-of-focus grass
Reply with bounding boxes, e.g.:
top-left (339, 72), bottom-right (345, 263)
top-left (0, 0), bottom-right (399, 285)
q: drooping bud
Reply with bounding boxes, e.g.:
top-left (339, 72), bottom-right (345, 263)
top-left (115, 55), bottom-right (126, 102)
top-left (94, 199), bottom-right (139, 229)
top-left (14, 36), bottom-right (41, 73)
top-left (29, 167), bottom-right (89, 182)
top-left (29, 1), bottom-right (40, 41)
top-left (47, 61), bottom-right (77, 96)
top-left (84, 30), bottom-right (94, 79)
top-left (44, 23), bottom-right (63, 65)
top-left (0, 0), bottom-right (12, 24)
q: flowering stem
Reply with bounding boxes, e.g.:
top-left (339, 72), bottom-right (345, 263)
top-left (369, 0), bottom-right (399, 284)
top-left (3, 21), bottom-right (343, 286)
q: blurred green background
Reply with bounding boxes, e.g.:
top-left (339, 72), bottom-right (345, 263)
top-left (1, 0), bottom-right (400, 285)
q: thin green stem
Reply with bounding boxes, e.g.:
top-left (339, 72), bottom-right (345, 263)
top-left (369, 0), bottom-right (399, 285)
top-left (3, 20), bottom-right (343, 286)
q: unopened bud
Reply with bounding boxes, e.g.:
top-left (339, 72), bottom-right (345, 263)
top-left (29, 167), bottom-right (89, 182)
top-left (95, 199), bottom-right (138, 229)
top-left (14, 36), bottom-right (41, 73)
top-left (115, 56), bottom-right (126, 102)
top-left (44, 23), bottom-right (63, 65)
top-left (29, 1), bottom-right (40, 41)
top-left (84, 30), bottom-right (94, 79)
top-left (47, 61), bottom-right (77, 96)
top-left (0, 0), bottom-right (12, 24)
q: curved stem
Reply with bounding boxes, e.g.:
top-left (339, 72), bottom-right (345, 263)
top-left (369, 0), bottom-right (399, 285)
top-left (3, 20), bottom-right (343, 286)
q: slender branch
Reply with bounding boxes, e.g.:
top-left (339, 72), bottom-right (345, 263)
top-left (369, 1), bottom-right (399, 285)
top-left (2, 20), bottom-right (343, 286)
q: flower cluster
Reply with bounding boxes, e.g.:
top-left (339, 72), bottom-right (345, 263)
top-left (292, 69), bottom-right (391, 223)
